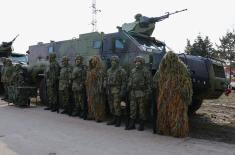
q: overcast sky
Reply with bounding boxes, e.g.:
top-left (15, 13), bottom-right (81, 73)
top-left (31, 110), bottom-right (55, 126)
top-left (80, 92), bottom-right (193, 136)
top-left (0, 0), bottom-right (235, 54)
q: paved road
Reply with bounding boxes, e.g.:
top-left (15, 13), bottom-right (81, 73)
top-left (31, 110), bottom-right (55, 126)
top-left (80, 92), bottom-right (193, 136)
top-left (0, 100), bottom-right (234, 155)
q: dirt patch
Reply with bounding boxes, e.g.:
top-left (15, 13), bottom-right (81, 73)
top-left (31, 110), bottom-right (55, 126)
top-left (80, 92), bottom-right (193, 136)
top-left (189, 91), bottom-right (235, 144)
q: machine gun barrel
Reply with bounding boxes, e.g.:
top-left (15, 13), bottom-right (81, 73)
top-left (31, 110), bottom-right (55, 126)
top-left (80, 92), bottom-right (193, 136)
top-left (11, 34), bottom-right (19, 43)
top-left (149, 9), bottom-right (188, 23)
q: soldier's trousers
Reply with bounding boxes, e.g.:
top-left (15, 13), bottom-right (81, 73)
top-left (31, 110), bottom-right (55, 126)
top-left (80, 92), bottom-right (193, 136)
top-left (73, 90), bottom-right (86, 112)
top-left (108, 93), bottom-right (121, 116)
top-left (47, 86), bottom-right (58, 108)
top-left (59, 89), bottom-right (70, 109)
top-left (130, 96), bottom-right (147, 120)
top-left (4, 84), bottom-right (8, 98)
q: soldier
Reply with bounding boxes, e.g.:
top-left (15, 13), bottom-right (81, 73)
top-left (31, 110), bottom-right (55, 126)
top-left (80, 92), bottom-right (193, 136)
top-left (86, 56), bottom-right (106, 122)
top-left (106, 56), bottom-right (127, 127)
top-left (59, 56), bottom-right (72, 115)
top-left (4, 59), bottom-right (14, 102)
top-left (71, 55), bottom-right (87, 119)
top-left (1, 57), bottom-right (7, 100)
top-left (126, 56), bottom-right (152, 131)
top-left (45, 53), bottom-right (60, 112)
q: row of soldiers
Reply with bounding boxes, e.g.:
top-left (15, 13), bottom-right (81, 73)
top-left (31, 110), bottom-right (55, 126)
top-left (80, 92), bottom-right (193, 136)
top-left (45, 53), bottom-right (153, 131)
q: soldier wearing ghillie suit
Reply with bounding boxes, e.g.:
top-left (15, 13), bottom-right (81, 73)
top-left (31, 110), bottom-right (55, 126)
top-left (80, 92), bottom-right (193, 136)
top-left (126, 56), bottom-right (152, 131)
top-left (4, 59), bottom-right (14, 102)
top-left (1, 57), bottom-right (7, 100)
top-left (12, 64), bottom-right (24, 87)
top-left (45, 53), bottom-right (60, 112)
top-left (71, 55), bottom-right (87, 119)
top-left (59, 56), bottom-right (73, 115)
top-left (11, 64), bottom-right (26, 105)
top-left (106, 56), bottom-right (127, 127)
top-left (86, 56), bottom-right (106, 122)
top-left (156, 51), bottom-right (192, 138)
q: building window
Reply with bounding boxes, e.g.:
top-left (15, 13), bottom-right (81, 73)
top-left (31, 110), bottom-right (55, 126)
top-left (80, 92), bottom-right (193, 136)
top-left (115, 39), bottom-right (124, 49)
top-left (93, 40), bottom-right (101, 49)
top-left (48, 47), bottom-right (53, 53)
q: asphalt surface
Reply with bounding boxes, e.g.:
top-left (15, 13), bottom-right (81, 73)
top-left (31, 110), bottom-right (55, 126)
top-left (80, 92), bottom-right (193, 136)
top-left (0, 99), bottom-right (235, 155)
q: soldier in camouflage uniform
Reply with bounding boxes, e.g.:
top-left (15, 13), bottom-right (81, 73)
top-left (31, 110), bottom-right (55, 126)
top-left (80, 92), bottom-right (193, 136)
top-left (45, 53), bottom-right (60, 112)
top-left (126, 56), bottom-right (152, 131)
top-left (59, 56), bottom-right (73, 115)
top-left (71, 55), bottom-right (87, 119)
top-left (106, 56), bottom-right (127, 127)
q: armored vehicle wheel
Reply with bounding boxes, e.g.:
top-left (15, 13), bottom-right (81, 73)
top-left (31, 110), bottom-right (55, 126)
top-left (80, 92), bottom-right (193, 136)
top-left (188, 98), bottom-right (203, 115)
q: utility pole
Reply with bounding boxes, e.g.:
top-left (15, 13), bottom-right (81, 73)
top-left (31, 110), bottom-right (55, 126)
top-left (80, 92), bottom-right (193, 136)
top-left (91, 0), bottom-right (101, 32)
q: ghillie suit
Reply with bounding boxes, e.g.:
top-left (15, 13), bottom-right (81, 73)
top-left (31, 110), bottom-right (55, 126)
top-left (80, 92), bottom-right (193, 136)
top-left (71, 55), bottom-right (88, 119)
top-left (86, 56), bottom-right (106, 122)
top-left (156, 51), bottom-right (192, 138)
top-left (4, 59), bottom-right (14, 102)
top-left (1, 57), bottom-right (7, 99)
top-left (59, 56), bottom-right (73, 115)
top-left (106, 56), bottom-right (127, 127)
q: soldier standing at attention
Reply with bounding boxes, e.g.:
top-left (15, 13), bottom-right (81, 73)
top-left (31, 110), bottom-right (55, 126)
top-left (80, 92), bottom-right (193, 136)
top-left (4, 59), bottom-right (14, 102)
top-left (1, 58), bottom-right (7, 100)
top-left (71, 55), bottom-right (87, 119)
top-left (45, 53), bottom-right (60, 112)
top-left (106, 56), bottom-right (127, 127)
top-left (86, 56), bottom-right (106, 122)
top-left (59, 56), bottom-right (72, 115)
top-left (126, 56), bottom-right (152, 131)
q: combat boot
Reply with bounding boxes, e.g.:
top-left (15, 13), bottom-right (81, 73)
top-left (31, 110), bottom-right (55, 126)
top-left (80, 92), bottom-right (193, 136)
top-left (115, 116), bottom-right (121, 127)
top-left (44, 107), bottom-right (51, 110)
top-left (125, 119), bottom-right (135, 130)
top-left (60, 109), bottom-right (67, 114)
top-left (107, 116), bottom-right (116, 125)
top-left (138, 120), bottom-right (145, 131)
top-left (71, 110), bottom-right (79, 117)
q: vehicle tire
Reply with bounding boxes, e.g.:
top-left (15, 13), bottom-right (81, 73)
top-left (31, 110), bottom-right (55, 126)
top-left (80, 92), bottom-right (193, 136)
top-left (188, 98), bottom-right (203, 116)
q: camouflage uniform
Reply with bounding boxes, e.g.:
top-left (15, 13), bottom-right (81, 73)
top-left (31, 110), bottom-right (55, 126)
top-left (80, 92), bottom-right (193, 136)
top-left (126, 56), bottom-right (151, 131)
top-left (71, 55), bottom-right (87, 118)
top-left (45, 53), bottom-right (60, 111)
top-left (106, 56), bottom-right (127, 127)
top-left (59, 56), bottom-right (72, 114)
top-left (86, 56), bottom-right (106, 122)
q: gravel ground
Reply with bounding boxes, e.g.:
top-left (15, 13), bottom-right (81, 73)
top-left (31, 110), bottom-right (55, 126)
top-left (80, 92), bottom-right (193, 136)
top-left (190, 92), bottom-right (235, 144)
top-left (0, 96), bottom-right (235, 155)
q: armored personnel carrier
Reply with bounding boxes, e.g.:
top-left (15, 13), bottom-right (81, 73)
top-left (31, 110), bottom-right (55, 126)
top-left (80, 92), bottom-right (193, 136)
top-left (28, 10), bottom-right (226, 114)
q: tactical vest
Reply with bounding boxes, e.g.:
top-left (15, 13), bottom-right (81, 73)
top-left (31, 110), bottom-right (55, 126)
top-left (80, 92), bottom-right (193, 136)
top-left (131, 68), bottom-right (148, 90)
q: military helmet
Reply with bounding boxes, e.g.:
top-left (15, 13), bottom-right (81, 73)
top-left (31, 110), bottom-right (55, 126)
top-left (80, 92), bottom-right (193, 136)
top-left (62, 56), bottom-right (69, 62)
top-left (134, 56), bottom-right (145, 64)
top-left (135, 13), bottom-right (142, 20)
top-left (75, 55), bottom-right (83, 62)
top-left (49, 53), bottom-right (56, 59)
top-left (111, 55), bottom-right (119, 63)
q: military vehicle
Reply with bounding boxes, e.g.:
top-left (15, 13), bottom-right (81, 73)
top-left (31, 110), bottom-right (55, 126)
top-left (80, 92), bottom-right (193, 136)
top-left (28, 10), bottom-right (226, 114)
